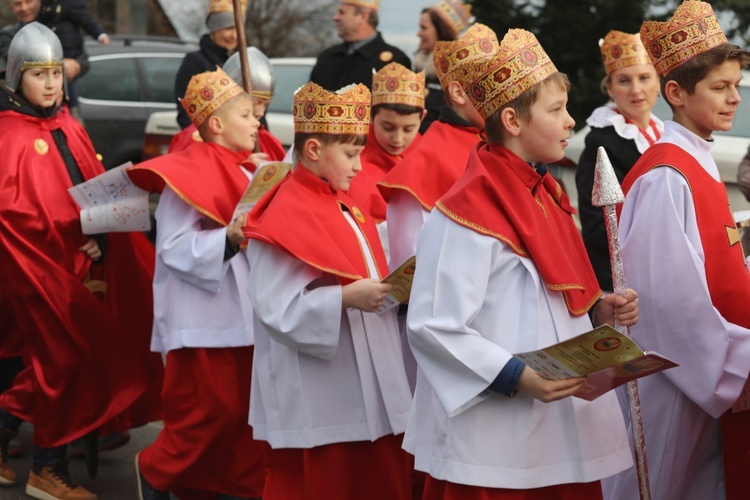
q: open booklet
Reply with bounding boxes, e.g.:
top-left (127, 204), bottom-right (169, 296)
top-left (514, 325), bottom-right (678, 401)
top-left (376, 256), bottom-right (416, 315)
top-left (68, 162), bottom-right (151, 234)
top-left (231, 161), bottom-right (292, 221)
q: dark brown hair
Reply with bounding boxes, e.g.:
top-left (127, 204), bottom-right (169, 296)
top-left (661, 43), bottom-right (750, 109)
top-left (422, 8), bottom-right (456, 42)
top-left (293, 132), bottom-right (368, 157)
top-left (485, 72), bottom-right (571, 144)
top-left (371, 102), bottom-right (424, 117)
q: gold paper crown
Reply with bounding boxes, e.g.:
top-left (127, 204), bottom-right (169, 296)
top-left (293, 82), bottom-right (371, 135)
top-left (600, 31), bottom-right (652, 75)
top-left (640, 0), bottom-right (727, 77)
top-left (208, 0), bottom-right (245, 13)
top-left (464, 29), bottom-right (557, 120)
top-left (181, 67), bottom-right (245, 128)
top-left (431, 0), bottom-right (474, 38)
top-left (341, 0), bottom-right (379, 10)
top-left (434, 23), bottom-right (499, 89)
top-left (371, 63), bottom-right (426, 108)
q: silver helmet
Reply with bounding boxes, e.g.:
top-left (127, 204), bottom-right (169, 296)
top-left (223, 47), bottom-right (275, 99)
top-left (4, 22), bottom-right (64, 92)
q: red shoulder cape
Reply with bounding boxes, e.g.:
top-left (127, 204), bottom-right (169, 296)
top-left (128, 141), bottom-right (252, 226)
top-left (169, 124), bottom-right (286, 162)
top-left (378, 120), bottom-right (481, 210)
top-left (0, 109), bottom-right (162, 446)
top-left (244, 165), bottom-right (388, 283)
top-left (437, 143), bottom-right (601, 316)
top-left (348, 125), bottom-right (423, 221)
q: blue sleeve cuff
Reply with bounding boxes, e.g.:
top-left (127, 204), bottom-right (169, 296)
top-left (488, 357), bottom-right (526, 397)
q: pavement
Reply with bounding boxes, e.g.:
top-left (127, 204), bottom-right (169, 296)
top-left (1, 421), bottom-right (164, 499)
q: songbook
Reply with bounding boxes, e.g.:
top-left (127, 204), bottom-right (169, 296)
top-left (376, 256), bottom-right (416, 315)
top-left (514, 325), bottom-right (678, 401)
top-left (68, 162), bottom-right (151, 234)
top-left (232, 161), bottom-right (291, 221)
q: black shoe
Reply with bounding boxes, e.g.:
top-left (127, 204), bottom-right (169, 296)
top-left (134, 452), bottom-right (170, 500)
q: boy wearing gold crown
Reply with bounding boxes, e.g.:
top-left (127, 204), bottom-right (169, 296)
top-left (348, 62), bottom-right (426, 223)
top-left (128, 68), bottom-right (267, 500)
top-left (608, 2), bottom-right (750, 499)
top-left (243, 82), bottom-right (413, 499)
top-left (403, 29), bottom-right (640, 499)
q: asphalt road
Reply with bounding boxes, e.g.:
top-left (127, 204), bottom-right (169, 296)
top-left (0, 421), bottom-right (164, 499)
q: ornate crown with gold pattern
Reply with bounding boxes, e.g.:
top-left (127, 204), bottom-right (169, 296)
top-left (371, 62), bottom-right (426, 108)
top-left (431, 0), bottom-right (474, 39)
top-left (640, 0), bottom-right (727, 77)
top-left (341, 0), bottom-right (379, 10)
top-left (293, 82), bottom-right (371, 135)
top-left (180, 67), bottom-right (245, 128)
top-left (434, 23), bottom-right (499, 89)
top-left (463, 28), bottom-right (557, 120)
top-left (599, 31), bottom-right (652, 75)
top-left (208, 0), bottom-right (245, 13)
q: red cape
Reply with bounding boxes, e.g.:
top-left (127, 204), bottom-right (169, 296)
top-left (348, 125), bottom-right (422, 221)
top-left (128, 141), bottom-right (252, 226)
top-left (378, 120), bottom-right (482, 210)
top-left (169, 123), bottom-right (286, 162)
top-left (0, 108), bottom-right (162, 446)
top-left (244, 165), bottom-right (388, 283)
top-left (437, 143), bottom-right (601, 316)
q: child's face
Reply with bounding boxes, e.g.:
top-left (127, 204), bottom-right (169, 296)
top-left (252, 97), bottom-right (270, 120)
top-left (515, 84), bottom-right (575, 164)
top-left (372, 108), bottom-right (422, 156)
top-left (316, 140), bottom-right (365, 191)
top-left (675, 59), bottom-right (742, 140)
top-left (20, 67), bottom-right (63, 108)
top-left (217, 96), bottom-right (260, 152)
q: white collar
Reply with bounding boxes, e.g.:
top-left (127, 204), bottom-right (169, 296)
top-left (659, 120), bottom-right (720, 181)
top-left (586, 103), bottom-right (664, 154)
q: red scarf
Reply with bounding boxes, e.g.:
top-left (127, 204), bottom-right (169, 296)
top-left (437, 143), bottom-right (601, 316)
top-left (378, 120), bottom-right (481, 209)
top-left (244, 165), bottom-right (389, 283)
top-left (128, 141), bottom-right (252, 226)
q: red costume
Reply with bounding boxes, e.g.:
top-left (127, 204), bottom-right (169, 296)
top-left (348, 125), bottom-right (421, 221)
top-left (378, 119), bottom-right (482, 210)
top-left (621, 143), bottom-right (750, 499)
top-left (0, 104), bottom-right (162, 447)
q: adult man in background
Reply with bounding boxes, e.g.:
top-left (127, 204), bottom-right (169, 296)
top-left (311, 0), bottom-right (410, 91)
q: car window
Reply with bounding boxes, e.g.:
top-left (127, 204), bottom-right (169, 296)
top-left (77, 57), bottom-right (140, 102)
top-left (652, 86), bottom-right (750, 139)
top-left (268, 64), bottom-right (311, 114)
top-left (141, 56), bottom-right (184, 103)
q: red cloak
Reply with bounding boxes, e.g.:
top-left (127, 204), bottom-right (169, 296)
top-left (169, 123), bottom-right (285, 161)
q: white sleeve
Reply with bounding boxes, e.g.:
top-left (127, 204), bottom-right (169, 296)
top-left (154, 187), bottom-right (230, 294)
top-left (246, 240), bottom-right (344, 359)
top-left (620, 168), bottom-right (750, 417)
top-left (386, 190), bottom-right (430, 271)
top-left (406, 211), bottom-right (514, 417)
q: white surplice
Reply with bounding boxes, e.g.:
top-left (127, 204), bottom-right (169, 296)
top-left (403, 210), bottom-right (632, 489)
top-left (386, 190), bottom-right (430, 272)
top-left (245, 211), bottom-right (413, 449)
top-left (604, 121), bottom-right (750, 500)
top-left (150, 185), bottom-right (255, 353)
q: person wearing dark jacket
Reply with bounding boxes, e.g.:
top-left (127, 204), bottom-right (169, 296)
top-left (174, 0), bottom-right (241, 129)
top-left (310, 0), bottom-right (410, 92)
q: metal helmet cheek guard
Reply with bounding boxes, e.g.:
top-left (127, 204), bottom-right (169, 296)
top-left (223, 46), bottom-right (276, 99)
top-left (4, 22), bottom-right (64, 92)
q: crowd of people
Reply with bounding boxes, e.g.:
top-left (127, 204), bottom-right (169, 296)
top-left (0, 0), bottom-right (749, 499)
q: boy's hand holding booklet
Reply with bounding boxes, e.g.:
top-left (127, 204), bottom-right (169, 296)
top-left (376, 256), bottom-right (416, 315)
top-left (514, 325), bottom-right (678, 401)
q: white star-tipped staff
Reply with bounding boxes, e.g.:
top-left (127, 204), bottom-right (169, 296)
top-left (592, 147), bottom-right (651, 500)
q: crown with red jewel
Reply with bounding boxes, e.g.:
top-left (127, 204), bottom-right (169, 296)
top-left (180, 67), bottom-right (245, 128)
top-left (431, 0), bottom-right (474, 38)
top-left (371, 62), bottom-right (425, 108)
top-left (640, 0), bottom-right (726, 77)
top-left (599, 30), bottom-right (652, 75)
top-left (434, 23), bottom-right (499, 90)
top-left (463, 28), bottom-right (557, 120)
top-left (293, 82), bottom-right (371, 135)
